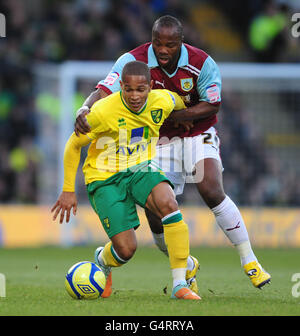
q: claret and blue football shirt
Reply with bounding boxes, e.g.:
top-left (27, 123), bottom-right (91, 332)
top-left (96, 42), bottom-right (222, 139)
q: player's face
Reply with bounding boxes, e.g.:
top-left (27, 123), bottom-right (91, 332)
top-left (152, 26), bottom-right (182, 73)
top-left (120, 75), bottom-right (153, 112)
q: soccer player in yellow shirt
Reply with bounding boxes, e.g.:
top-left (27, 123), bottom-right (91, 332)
top-left (51, 61), bottom-right (200, 300)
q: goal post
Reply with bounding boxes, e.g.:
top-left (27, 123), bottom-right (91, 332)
top-left (58, 61), bottom-right (114, 192)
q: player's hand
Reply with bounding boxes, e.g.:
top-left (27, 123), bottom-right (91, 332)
top-left (51, 192), bottom-right (78, 224)
top-left (74, 106), bottom-right (91, 136)
top-left (174, 120), bottom-right (194, 132)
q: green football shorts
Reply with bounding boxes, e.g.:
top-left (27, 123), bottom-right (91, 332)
top-left (86, 161), bottom-right (173, 238)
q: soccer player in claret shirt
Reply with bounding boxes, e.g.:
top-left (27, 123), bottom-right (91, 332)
top-left (75, 16), bottom-right (271, 290)
top-left (52, 61), bottom-right (200, 300)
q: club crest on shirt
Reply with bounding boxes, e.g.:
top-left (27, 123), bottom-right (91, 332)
top-left (180, 78), bottom-right (193, 92)
top-left (151, 109), bottom-right (162, 124)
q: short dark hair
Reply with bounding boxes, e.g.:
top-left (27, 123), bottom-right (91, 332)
top-left (152, 15), bottom-right (183, 38)
top-left (121, 61), bottom-right (151, 83)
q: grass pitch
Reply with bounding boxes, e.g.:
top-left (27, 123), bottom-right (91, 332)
top-left (0, 246), bottom-right (299, 316)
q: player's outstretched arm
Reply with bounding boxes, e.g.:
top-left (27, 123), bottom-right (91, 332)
top-left (74, 88), bottom-right (109, 136)
top-left (51, 133), bottom-right (91, 223)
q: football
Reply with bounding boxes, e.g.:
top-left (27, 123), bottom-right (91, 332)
top-left (65, 261), bottom-right (106, 300)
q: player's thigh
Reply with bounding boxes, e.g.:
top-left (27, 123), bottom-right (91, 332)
top-left (129, 165), bottom-right (173, 208)
top-left (145, 182), bottom-right (178, 219)
top-left (184, 127), bottom-right (222, 185)
top-left (87, 182), bottom-right (140, 238)
top-left (129, 167), bottom-right (177, 219)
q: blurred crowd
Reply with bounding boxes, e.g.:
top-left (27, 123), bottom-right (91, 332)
top-left (0, 0), bottom-right (299, 206)
top-left (218, 92), bottom-right (300, 207)
top-left (179, 88), bottom-right (300, 207)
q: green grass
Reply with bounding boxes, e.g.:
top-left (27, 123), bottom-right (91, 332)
top-left (0, 246), bottom-right (300, 316)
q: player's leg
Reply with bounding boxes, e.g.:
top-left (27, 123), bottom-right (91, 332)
top-left (194, 157), bottom-right (271, 288)
top-left (145, 206), bottom-right (200, 292)
top-left (87, 180), bottom-right (140, 297)
top-left (97, 229), bottom-right (137, 267)
top-left (129, 164), bottom-right (199, 299)
top-left (145, 207), bottom-right (168, 254)
top-left (195, 157), bottom-right (251, 244)
top-left (145, 182), bottom-right (200, 300)
top-left (148, 139), bottom-right (184, 255)
top-left (95, 229), bottom-right (137, 298)
top-left (146, 140), bottom-right (200, 293)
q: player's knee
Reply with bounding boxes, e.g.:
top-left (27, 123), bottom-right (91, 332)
top-left (115, 243), bottom-right (137, 261)
top-left (200, 186), bottom-right (225, 208)
top-left (159, 197), bottom-right (179, 217)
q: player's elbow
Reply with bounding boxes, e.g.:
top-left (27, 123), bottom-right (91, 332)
top-left (208, 102), bottom-right (220, 115)
top-left (70, 132), bottom-right (91, 150)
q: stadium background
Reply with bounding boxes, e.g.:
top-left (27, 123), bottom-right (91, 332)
top-left (0, 0), bottom-right (300, 248)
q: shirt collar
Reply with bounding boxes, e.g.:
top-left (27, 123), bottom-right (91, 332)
top-left (120, 91), bottom-right (148, 115)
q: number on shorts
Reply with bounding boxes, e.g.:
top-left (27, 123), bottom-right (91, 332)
top-left (202, 133), bottom-right (213, 145)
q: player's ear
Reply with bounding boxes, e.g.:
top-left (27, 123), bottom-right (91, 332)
top-left (150, 79), bottom-right (154, 89)
top-left (120, 80), bottom-right (124, 90)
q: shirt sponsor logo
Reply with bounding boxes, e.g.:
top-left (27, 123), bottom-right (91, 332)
top-left (103, 71), bottom-right (119, 86)
top-left (206, 84), bottom-right (220, 103)
top-left (130, 126), bottom-right (149, 144)
top-left (116, 127), bottom-right (152, 156)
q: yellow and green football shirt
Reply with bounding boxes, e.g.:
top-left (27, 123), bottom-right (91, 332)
top-left (82, 89), bottom-right (185, 184)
